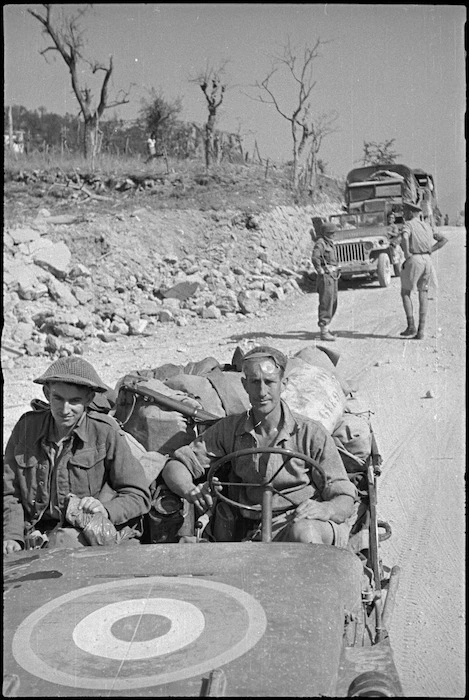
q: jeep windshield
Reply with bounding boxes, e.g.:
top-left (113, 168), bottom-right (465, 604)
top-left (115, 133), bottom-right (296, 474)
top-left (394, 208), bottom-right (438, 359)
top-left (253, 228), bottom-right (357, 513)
top-left (330, 212), bottom-right (386, 230)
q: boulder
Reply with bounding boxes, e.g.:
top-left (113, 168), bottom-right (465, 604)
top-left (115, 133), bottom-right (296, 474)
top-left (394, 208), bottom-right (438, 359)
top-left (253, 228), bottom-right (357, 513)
top-left (33, 240), bottom-right (72, 279)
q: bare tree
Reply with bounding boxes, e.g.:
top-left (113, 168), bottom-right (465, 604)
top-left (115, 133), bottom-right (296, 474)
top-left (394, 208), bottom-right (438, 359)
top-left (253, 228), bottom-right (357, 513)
top-left (302, 110), bottom-right (339, 191)
top-left (361, 139), bottom-right (401, 165)
top-left (190, 62), bottom-right (229, 169)
top-left (28, 4), bottom-right (131, 161)
top-left (253, 38), bottom-right (337, 189)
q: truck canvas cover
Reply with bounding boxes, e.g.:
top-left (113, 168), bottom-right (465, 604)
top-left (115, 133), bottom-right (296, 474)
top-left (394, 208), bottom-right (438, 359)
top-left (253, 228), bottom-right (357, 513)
top-left (346, 164), bottom-right (418, 205)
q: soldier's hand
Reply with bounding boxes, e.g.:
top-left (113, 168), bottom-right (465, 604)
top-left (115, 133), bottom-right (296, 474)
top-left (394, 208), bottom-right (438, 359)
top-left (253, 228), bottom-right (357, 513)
top-left (3, 539), bottom-right (22, 555)
top-left (293, 500), bottom-right (332, 522)
top-left (184, 481), bottom-right (215, 512)
top-left (77, 496), bottom-right (108, 518)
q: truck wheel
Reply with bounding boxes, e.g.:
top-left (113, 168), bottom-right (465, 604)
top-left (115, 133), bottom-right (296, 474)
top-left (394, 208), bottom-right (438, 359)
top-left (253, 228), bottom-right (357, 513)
top-left (377, 253), bottom-right (391, 287)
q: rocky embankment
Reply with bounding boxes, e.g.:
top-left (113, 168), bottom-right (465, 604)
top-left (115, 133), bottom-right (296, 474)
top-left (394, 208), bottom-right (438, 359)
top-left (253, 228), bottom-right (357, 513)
top-left (3, 199), bottom-right (341, 369)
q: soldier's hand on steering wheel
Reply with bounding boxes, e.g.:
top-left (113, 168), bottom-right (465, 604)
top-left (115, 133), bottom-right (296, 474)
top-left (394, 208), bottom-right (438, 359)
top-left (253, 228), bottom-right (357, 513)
top-left (184, 479), bottom-right (220, 512)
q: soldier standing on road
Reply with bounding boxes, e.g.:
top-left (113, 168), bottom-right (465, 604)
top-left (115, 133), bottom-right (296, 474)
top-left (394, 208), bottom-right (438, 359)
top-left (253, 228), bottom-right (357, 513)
top-left (399, 202), bottom-right (447, 340)
top-left (311, 222), bottom-right (341, 342)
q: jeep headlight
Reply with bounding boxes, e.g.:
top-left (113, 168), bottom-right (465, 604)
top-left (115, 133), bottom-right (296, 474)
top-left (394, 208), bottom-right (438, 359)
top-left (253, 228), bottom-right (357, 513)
top-left (364, 241), bottom-right (374, 250)
top-left (348, 670), bottom-right (399, 696)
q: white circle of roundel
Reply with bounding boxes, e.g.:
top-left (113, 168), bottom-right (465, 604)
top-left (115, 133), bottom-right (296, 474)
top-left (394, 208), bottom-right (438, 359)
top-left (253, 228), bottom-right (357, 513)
top-left (12, 576), bottom-right (267, 691)
top-left (73, 598), bottom-right (205, 659)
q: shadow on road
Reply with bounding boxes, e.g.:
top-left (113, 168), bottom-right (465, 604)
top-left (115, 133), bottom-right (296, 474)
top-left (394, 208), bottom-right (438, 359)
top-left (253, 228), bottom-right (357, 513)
top-left (334, 330), bottom-right (410, 340)
top-left (229, 329), bottom-right (408, 342)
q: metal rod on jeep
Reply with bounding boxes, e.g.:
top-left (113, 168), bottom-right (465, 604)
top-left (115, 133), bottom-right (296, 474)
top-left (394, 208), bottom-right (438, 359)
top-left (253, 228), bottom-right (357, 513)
top-left (121, 379), bottom-right (220, 424)
top-left (261, 486), bottom-right (274, 543)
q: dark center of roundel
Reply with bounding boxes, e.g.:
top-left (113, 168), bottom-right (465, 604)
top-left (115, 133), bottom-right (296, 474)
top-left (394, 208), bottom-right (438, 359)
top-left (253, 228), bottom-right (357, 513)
top-left (110, 614), bottom-right (172, 642)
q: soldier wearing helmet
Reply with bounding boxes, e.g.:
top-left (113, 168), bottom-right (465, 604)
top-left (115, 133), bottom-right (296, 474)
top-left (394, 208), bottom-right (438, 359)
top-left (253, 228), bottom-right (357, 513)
top-left (311, 220), bottom-right (341, 341)
top-left (3, 357), bottom-right (150, 555)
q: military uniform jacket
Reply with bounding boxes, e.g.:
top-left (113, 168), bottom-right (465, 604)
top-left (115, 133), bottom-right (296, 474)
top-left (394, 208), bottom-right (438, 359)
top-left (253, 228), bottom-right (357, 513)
top-left (3, 408), bottom-right (151, 544)
top-left (311, 237), bottom-right (338, 275)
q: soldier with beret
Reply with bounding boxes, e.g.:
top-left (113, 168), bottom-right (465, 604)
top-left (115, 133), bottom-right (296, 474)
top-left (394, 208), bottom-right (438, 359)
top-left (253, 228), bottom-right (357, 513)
top-left (162, 346), bottom-right (357, 546)
top-left (311, 221), bottom-right (341, 341)
top-left (3, 356), bottom-right (151, 554)
top-left (399, 201), bottom-right (447, 339)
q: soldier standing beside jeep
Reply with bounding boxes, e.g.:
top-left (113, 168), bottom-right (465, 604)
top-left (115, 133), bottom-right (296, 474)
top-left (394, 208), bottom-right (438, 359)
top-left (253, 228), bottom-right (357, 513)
top-left (399, 201), bottom-right (447, 339)
top-left (311, 222), bottom-right (340, 341)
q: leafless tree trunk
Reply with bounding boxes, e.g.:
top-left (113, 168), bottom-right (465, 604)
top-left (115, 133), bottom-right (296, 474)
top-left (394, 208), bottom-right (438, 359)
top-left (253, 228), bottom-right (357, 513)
top-left (28, 4), bottom-right (131, 161)
top-left (253, 39), bottom-right (337, 190)
top-left (190, 63), bottom-right (228, 169)
top-left (301, 111), bottom-right (339, 191)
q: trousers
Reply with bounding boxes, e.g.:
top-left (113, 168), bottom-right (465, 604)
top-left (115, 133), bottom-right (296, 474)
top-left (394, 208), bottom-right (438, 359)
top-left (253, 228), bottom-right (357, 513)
top-left (317, 274), bottom-right (338, 327)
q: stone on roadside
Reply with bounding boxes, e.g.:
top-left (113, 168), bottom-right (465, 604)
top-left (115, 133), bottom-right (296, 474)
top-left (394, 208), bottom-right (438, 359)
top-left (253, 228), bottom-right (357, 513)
top-left (33, 240), bottom-right (72, 279)
top-left (128, 318), bottom-right (148, 335)
top-left (47, 277), bottom-right (79, 307)
top-left (12, 321), bottom-right (35, 345)
top-left (68, 263), bottom-right (92, 279)
top-left (201, 305), bottom-right (222, 319)
top-left (73, 287), bottom-right (94, 305)
top-left (158, 309), bottom-right (175, 323)
top-left (237, 290), bottom-right (261, 314)
top-left (139, 300), bottom-right (161, 316)
top-left (8, 227), bottom-right (41, 245)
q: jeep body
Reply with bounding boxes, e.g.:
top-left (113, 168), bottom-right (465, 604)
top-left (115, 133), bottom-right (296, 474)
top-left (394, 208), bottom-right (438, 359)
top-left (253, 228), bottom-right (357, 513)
top-left (328, 203), bottom-right (405, 287)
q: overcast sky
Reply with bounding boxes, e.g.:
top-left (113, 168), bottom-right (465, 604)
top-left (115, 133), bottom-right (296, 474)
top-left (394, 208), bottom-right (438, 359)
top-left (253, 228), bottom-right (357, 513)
top-left (3, 3), bottom-right (466, 217)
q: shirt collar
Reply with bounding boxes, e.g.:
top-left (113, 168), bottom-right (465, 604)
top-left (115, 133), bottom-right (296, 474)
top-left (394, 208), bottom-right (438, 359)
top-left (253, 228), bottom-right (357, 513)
top-left (235, 400), bottom-right (299, 441)
top-left (70, 411), bottom-right (89, 442)
top-left (43, 409), bottom-right (89, 444)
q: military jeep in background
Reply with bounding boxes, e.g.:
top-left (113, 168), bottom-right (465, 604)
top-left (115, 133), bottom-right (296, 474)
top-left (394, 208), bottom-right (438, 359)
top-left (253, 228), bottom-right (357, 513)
top-left (313, 200), bottom-right (405, 288)
top-left (331, 202), bottom-right (405, 287)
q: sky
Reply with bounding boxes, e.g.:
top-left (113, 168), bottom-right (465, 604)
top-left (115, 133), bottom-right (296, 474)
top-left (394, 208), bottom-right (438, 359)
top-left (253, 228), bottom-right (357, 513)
top-left (3, 3), bottom-right (466, 218)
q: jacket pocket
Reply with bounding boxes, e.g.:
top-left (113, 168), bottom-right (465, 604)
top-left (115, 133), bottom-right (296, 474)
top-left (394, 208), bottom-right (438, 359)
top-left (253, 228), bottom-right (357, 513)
top-left (68, 446), bottom-right (107, 495)
top-left (13, 446), bottom-right (40, 506)
top-left (14, 445), bottom-right (39, 470)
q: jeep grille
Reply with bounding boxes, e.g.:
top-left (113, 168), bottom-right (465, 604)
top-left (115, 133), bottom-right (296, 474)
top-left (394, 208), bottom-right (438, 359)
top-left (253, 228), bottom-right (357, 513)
top-left (335, 242), bottom-right (366, 263)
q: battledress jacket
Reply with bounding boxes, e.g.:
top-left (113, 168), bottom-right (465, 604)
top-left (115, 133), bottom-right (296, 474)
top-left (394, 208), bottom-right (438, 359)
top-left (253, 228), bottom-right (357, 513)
top-left (311, 237), bottom-right (338, 275)
top-left (3, 408), bottom-right (151, 544)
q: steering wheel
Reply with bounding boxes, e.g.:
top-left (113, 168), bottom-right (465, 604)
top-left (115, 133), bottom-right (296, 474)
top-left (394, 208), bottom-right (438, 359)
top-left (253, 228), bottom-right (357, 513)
top-left (207, 447), bottom-right (326, 513)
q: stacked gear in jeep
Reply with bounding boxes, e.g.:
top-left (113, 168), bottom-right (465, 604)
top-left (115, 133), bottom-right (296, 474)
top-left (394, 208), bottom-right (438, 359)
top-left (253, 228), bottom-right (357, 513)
top-left (111, 345), bottom-right (377, 546)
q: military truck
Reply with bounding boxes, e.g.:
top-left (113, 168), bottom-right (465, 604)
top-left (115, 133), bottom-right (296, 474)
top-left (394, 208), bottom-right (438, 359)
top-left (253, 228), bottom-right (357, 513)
top-left (312, 164), bottom-right (438, 287)
top-left (344, 163), bottom-right (438, 225)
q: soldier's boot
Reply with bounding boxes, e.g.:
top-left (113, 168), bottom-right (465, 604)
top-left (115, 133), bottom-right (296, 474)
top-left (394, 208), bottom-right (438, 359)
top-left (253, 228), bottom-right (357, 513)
top-left (320, 326), bottom-right (336, 341)
top-left (414, 317), bottom-right (426, 340)
top-left (400, 318), bottom-right (416, 336)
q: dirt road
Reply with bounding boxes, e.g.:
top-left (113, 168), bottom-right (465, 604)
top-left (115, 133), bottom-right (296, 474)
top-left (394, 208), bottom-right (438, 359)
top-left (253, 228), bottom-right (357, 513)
top-left (3, 226), bottom-right (465, 697)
